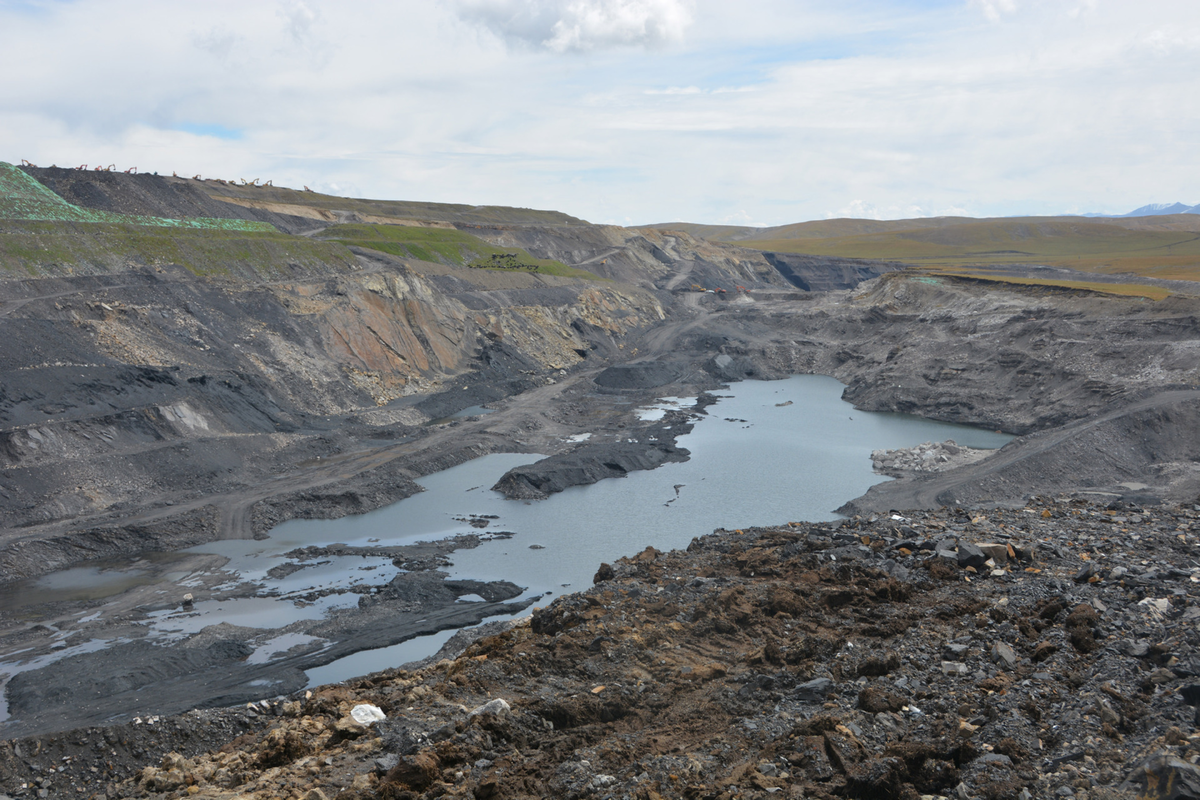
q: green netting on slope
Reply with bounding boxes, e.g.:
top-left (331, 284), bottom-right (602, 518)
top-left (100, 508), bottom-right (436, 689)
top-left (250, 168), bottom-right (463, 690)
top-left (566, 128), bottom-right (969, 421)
top-left (0, 162), bottom-right (276, 232)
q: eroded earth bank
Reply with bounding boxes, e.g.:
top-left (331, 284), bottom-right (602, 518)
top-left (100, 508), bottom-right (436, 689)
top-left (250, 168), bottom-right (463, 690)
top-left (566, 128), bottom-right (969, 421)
top-left (2, 166), bottom-right (1200, 796)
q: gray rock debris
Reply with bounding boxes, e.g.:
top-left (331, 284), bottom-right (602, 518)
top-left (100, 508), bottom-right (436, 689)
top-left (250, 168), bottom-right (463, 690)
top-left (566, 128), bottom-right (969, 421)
top-left (870, 439), bottom-right (993, 475)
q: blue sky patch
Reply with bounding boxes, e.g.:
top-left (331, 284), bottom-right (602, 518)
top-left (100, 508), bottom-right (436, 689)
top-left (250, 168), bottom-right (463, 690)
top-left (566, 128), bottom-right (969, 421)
top-left (176, 123), bottom-right (243, 141)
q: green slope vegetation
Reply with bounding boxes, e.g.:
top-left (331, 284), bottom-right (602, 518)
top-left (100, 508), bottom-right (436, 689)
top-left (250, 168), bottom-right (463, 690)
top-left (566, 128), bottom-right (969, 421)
top-left (911, 268), bottom-right (1174, 301)
top-left (0, 219), bottom-right (357, 278)
top-left (749, 218), bottom-right (1200, 281)
top-left (0, 163), bottom-right (599, 280)
top-left (0, 162), bottom-right (274, 232)
top-left (0, 162), bottom-right (355, 278)
top-left (317, 223), bottom-right (600, 279)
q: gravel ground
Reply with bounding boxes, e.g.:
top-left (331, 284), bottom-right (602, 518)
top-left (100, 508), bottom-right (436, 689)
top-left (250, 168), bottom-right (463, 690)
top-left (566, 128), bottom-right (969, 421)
top-left (7, 497), bottom-right (1200, 799)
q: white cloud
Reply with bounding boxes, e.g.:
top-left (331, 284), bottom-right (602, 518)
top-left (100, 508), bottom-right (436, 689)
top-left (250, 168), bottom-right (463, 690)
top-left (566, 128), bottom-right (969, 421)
top-left (191, 26), bottom-right (241, 61)
top-left (829, 201), bottom-right (882, 221)
top-left (1141, 28), bottom-right (1200, 56)
top-left (827, 201), bottom-right (972, 221)
top-left (2, 0), bottom-right (1200, 226)
top-left (717, 210), bottom-right (770, 227)
top-left (454, 0), bottom-right (693, 52)
top-left (971, 0), bottom-right (1018, 23)
top-left (1068, 0), bottom-right (1098, 19)
top-left (278, 0), bottom-right (318, 44)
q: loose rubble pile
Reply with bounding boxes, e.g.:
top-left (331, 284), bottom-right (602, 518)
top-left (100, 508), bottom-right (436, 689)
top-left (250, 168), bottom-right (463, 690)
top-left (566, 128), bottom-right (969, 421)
top-left (7, 498), bottom-right (1200, 799)
top-left (871, 441), bottom-right (994, 476)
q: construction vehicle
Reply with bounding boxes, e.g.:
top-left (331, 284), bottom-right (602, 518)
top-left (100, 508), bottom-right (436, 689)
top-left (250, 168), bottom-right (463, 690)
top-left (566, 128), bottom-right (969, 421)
top-left (715, 287), bottom-right (727, 296)
top-left (735, 285), bottom-right (747, 293)
top-left (124, 166), bottom-right (137, 174)
top-left (690, 284), bottom-right (705, 292)
top-left (19, 159), bottom-right (35, 167)
top-left (77, 164), bottom-right (88, 170)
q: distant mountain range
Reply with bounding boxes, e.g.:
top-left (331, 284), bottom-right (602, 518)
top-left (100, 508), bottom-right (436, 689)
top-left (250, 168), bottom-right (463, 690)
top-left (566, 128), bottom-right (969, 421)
top-left (1087, 202), bottom-right (1200, 217)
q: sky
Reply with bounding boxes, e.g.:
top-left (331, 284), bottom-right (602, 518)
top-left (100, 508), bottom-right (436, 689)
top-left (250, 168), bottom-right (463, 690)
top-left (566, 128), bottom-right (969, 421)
top-left (2, 0), bottom-right (1198, 226)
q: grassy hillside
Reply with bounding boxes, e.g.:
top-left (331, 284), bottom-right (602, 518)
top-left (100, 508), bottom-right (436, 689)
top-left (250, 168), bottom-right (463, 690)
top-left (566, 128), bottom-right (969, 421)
top-left (0, 161), bottom-right (355, 278)
top-left (644, 213), bottom-right (1200, 282)
top-left (633, 222), bottom-right (759, 241)
top-left (316, 223), bottom-right (600, 279)
top-left (751, 218), bottom-right (1200, 281)
top-left (909, 267), bottom-right (1174, 301)
top-left (0, 219), bottom-right (358, 278)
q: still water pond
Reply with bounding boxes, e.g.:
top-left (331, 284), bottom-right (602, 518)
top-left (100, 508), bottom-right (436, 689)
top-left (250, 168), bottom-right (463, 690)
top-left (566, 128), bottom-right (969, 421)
top-left (296, 375), bottom-right (1011, 600)
top-left (257, 376), bottom-right (1010, 677)
top-left (1, 376), bottom-right (1012, 691)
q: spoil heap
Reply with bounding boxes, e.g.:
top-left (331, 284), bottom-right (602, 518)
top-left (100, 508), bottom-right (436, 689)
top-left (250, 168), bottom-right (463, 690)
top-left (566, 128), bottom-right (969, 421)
top-left (870, 440), bottom-right (995, 477)
top-left (6, 498), bottom-right (1200, 800)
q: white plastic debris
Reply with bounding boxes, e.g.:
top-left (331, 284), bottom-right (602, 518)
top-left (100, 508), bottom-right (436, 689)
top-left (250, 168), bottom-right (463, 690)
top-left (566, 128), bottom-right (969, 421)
top-left (350, 703), bottom-right (386, 726)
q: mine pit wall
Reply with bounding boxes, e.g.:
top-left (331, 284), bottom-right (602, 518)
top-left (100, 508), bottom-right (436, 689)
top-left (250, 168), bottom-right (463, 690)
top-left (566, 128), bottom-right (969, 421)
top-left (761, 251), bottom-right (909, 292)
top-left (704, 271), bottom-right (1200, 435)
top-left (458, 222), bottom-right (788, 292)
top-left (0, 241), bottom-right (668, 578)
top-left (672, 270), bottom-right (1200, 509)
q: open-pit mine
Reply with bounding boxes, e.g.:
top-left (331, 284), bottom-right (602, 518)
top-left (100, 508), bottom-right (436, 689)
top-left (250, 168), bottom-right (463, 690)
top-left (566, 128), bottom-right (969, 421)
top-left (2, 162), bottom-right (1200, 799)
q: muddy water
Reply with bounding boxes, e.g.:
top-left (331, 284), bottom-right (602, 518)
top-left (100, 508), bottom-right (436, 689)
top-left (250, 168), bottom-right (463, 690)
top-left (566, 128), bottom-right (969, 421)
top-left (0, 376), bottom-right (1011, 709)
